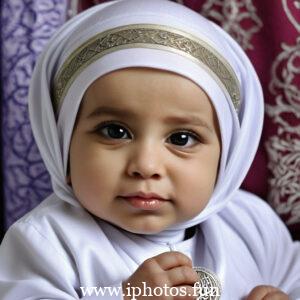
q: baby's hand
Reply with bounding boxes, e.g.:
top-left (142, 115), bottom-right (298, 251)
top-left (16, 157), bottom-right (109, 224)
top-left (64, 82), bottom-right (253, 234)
top-left (122, 251), bottom-right (198, 299)
top-left (246, 285), bottom-right (289, 300)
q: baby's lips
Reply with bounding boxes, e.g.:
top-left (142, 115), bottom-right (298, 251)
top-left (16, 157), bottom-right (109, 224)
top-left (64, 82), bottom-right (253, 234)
top-left (120, 191), bottom-right (167, 200)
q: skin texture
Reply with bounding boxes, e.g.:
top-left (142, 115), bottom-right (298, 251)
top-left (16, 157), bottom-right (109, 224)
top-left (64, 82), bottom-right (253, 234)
top-left (68, 68), bottom-right (221, 235)
top-left (122, 251), bottom-right (199, 300)
top-left (246, 286), bottom-right (289, 300)
top-left (67, 68), bottom-right (288, 299)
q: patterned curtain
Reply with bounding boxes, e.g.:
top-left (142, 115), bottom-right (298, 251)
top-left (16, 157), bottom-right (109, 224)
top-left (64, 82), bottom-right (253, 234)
top-left (0, 0), bottom-right (69, 239)
top-left (1, 0), bottom-right (299, 240)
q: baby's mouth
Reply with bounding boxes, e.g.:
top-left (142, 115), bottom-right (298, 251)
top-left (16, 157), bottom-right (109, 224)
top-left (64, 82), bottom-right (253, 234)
top-left (119, 191), bottom-right (169, 210)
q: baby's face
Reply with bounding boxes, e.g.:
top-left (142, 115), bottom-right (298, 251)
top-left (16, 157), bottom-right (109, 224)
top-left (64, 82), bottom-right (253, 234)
top-left (68, 68), bottom-right (221, 234)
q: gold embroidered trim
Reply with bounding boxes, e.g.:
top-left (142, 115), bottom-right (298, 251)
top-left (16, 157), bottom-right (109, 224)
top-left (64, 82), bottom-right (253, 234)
top-left (53, 24), bottom-right (240, 113)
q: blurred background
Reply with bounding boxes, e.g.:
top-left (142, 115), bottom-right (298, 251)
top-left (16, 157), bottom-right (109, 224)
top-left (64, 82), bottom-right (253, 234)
top-left (1, 0), bottom-right (300, 241)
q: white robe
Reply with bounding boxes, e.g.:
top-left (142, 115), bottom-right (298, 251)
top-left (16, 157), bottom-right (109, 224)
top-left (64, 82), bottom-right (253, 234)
top-left (0, 189), bottom-right (300, 299)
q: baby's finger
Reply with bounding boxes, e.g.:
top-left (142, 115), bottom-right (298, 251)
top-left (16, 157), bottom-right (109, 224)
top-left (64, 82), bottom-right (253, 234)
top-left (154, 251), bottom-right (193, 270)
top-left (262, 290), bottom-right (289, 300)
top-left (246, 285), bottom-right (281, 300)
top-left (173, 285), bottom-right (198, 300)
top-left (166, 265), bottom-right (198, 286)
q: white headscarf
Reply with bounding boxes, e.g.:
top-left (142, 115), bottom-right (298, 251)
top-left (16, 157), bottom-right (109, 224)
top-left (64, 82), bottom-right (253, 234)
top-left (28, 0), bottom-right (263, 234)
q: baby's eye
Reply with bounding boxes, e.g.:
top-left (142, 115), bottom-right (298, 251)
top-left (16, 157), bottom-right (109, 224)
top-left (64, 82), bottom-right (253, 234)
top-left (167, 131), bottom-right (200, 148)
top-left (97, 123), bottom-right (131, 140)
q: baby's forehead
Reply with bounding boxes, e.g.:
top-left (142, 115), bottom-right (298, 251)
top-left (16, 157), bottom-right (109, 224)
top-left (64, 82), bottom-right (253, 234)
top-left (84, 68), bottom-right (210, 101)
top-left (76, 68), bottom-right (219, 136)
top-left (81, 68), bottom-right (213, 114)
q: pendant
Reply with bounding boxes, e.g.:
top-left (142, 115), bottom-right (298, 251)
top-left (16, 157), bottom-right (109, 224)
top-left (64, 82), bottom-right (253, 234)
top-left (193, 267), bottom-right (222, 300)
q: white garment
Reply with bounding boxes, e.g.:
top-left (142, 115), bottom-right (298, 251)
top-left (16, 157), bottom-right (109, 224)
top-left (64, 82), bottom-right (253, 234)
top-left (0, 190), bottom-right (300, 299)
top-left (1, 0), bottom-right (300, 299)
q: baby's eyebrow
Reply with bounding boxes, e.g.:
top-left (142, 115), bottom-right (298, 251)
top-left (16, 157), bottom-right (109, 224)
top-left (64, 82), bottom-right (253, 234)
top-left (87, 106), bottom-right (213, 132)
top-left (87, 106), bottom-right (135, 119)
top-left (163, 115), bottom-right (213, 132)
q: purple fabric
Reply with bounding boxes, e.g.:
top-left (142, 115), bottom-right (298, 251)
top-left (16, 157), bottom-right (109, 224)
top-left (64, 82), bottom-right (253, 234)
top-left (1, 0), bottom-right (68, 229)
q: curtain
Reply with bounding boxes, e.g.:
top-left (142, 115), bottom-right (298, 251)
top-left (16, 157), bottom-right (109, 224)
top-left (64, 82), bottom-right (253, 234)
top-left (0, 0), bottom-right (69, 240)
top-left (1, 0), bottom-right (299, 240)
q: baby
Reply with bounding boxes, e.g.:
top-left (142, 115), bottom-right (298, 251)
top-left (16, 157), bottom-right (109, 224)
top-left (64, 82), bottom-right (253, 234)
top-left (0, 1), bottom-right (299, 299)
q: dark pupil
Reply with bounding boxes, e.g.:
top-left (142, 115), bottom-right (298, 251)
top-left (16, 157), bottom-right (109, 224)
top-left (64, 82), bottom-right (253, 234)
top-left (108, 125), bottom-right (126, 138)
top-left (170, 133), bottom-right (188, 145)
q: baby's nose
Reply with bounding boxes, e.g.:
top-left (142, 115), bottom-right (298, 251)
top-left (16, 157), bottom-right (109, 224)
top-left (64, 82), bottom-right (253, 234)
top-left (126, 142), bottom-right (164, 179)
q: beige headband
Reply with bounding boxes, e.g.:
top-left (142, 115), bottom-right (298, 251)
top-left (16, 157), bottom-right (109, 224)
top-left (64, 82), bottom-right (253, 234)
top-left (52, 24), bottom-right (241, 114)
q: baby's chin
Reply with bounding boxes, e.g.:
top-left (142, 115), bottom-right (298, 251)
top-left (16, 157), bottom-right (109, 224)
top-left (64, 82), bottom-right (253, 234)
top-left (121, 224), bottom-right (170, 236)
top-left (109, 220), bottom-right (173, 236)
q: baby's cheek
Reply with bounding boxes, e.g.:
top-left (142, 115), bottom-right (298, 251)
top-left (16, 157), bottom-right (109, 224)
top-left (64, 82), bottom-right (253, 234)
top-left (173, 166), bottom-right (216, 220)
